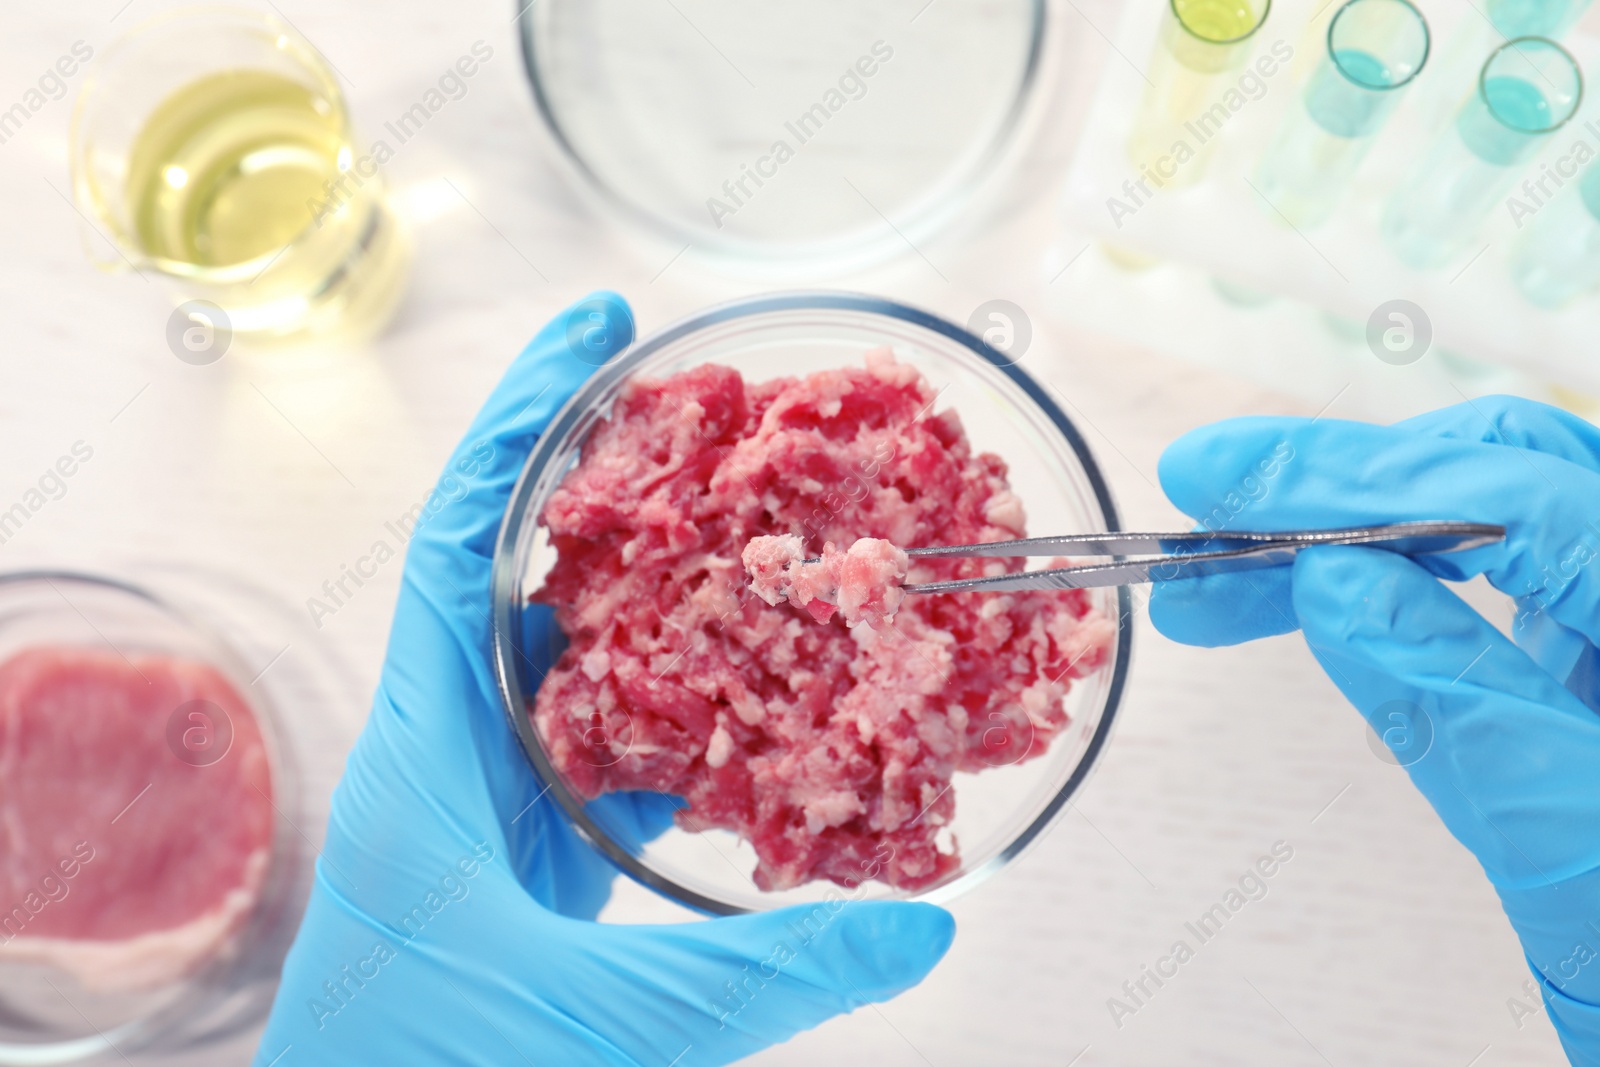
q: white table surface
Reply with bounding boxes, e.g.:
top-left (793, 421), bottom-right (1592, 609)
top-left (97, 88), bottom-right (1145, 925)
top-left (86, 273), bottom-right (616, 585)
top-left (0, 0), bottom-right (1572, 1064)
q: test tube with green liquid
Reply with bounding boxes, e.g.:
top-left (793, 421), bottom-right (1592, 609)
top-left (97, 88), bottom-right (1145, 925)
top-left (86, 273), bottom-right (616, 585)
top-left (1254, 0), bottom-right (1429, 227)
top-left (1127, 0), bottom-right (1273, 189)
top-left (1383, 37), bottom-right (1583, 269)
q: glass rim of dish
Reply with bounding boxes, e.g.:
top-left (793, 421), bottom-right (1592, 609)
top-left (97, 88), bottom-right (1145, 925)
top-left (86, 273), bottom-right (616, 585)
top-left (69, 4), bottom-right (352, 285)
top-left (1477, 36), bottom-right (1583, 134)
top-left (514, 2), bottom-right (1048, 270)
top-left (1327, 0), bottom-right (1430, 93)
top-left (0, 568), bottom-right (300, 1063)
top-left (491, 290), bottom-right (1133, 916)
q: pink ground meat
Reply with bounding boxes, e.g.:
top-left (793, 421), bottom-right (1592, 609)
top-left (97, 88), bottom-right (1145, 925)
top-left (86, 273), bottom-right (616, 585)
top-left (532, 349), bottom-right (1113, 891)
top-left (742, 536), bottom-right (909, 630)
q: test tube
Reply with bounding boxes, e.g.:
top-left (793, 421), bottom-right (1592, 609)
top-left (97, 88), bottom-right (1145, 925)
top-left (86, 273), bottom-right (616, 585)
top-left (1507, 161), bottom-right (1600, 307)
top-left (1409, 0), bottom-right (1590, 144)
top-left (1253, 0), bottom-right (1429, 228)
top-left (1487, 0), bottom-right (1593, 38)
top-left (1127, 0), bottom-right (1273, 189)
top-left (1382, 37), bottom-right (1583, 270)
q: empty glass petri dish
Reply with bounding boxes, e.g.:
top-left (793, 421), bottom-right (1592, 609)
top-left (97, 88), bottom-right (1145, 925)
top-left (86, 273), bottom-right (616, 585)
top-left (517, 1), bottom-right (1045, 268)
top-left (491, 292), bottom-right (1132, 915)
top-left (0, 572), bottom-right (302, 1064)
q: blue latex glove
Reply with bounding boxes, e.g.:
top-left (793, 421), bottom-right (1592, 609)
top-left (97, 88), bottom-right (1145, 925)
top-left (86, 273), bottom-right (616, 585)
top-left (1149, 395), bottom-right (1600, 1065)
top-left (253, 293), bottom-right (953, 1066)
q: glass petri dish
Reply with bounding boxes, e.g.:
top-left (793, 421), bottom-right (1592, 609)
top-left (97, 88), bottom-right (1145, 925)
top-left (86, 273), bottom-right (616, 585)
top-left (0, 572), bottom-right (301, 1064)
top-left (517, 0), bottom-right (1045, 269)
top-left (491, 292), bottom-right (1132, 915)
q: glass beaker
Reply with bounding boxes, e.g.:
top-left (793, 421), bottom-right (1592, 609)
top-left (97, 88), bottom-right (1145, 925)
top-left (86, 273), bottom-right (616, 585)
top-left (1254, 0), bottom-right (1429, 227)
top-left (1508, 160), bottom-right (1600, 307)
top-left (71, 8), bottom-right (409, 342)
top-left (1382, 37), bottom-right (1582, 270)
top-left (1126, 0), bottom-right (1274, 189)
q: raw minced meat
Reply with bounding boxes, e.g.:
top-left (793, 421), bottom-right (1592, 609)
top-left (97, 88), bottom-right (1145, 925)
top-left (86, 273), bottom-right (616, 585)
top-left (532, 349), bottom-right (1113, 891)
top-left (742, 535), bottom-right (909, 630)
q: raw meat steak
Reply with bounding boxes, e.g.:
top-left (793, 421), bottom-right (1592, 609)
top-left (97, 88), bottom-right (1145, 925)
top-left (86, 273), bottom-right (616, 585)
top-left (0, 646), bottom-right (274, 991)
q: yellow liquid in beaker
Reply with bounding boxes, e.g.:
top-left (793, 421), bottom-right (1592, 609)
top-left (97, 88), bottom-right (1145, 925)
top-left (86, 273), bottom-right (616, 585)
top-left (122, 69), bottom-right (407, 339)
top-left (128, 70), bottom-right (343, 267)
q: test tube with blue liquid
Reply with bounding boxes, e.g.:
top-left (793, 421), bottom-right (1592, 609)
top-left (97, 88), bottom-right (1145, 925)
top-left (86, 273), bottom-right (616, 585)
top-left (1487, 0), bottom-right (1592, 37)
top-left (1383, 37), bottom-right (1583, 269)
top-left (1410, 0), bottom-right (1591, 138)
top-left (1254, 0), bottom-right (1429, 227)
top-left (1508, 159), bottom-right (1600, 306)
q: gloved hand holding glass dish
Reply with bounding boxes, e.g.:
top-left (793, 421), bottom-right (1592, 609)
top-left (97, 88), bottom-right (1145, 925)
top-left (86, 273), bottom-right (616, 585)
top-left (252, 291), bottom-right (1600, 1067)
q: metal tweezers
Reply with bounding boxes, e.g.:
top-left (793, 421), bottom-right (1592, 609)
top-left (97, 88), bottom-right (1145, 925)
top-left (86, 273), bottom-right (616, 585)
top-left (900, 521), bottom-right (1506, 594)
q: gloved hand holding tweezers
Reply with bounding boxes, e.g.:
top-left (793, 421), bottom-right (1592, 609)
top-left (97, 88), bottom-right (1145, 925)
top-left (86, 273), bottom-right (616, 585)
top-left (1150, 397), bottom-right (1600, 1066)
